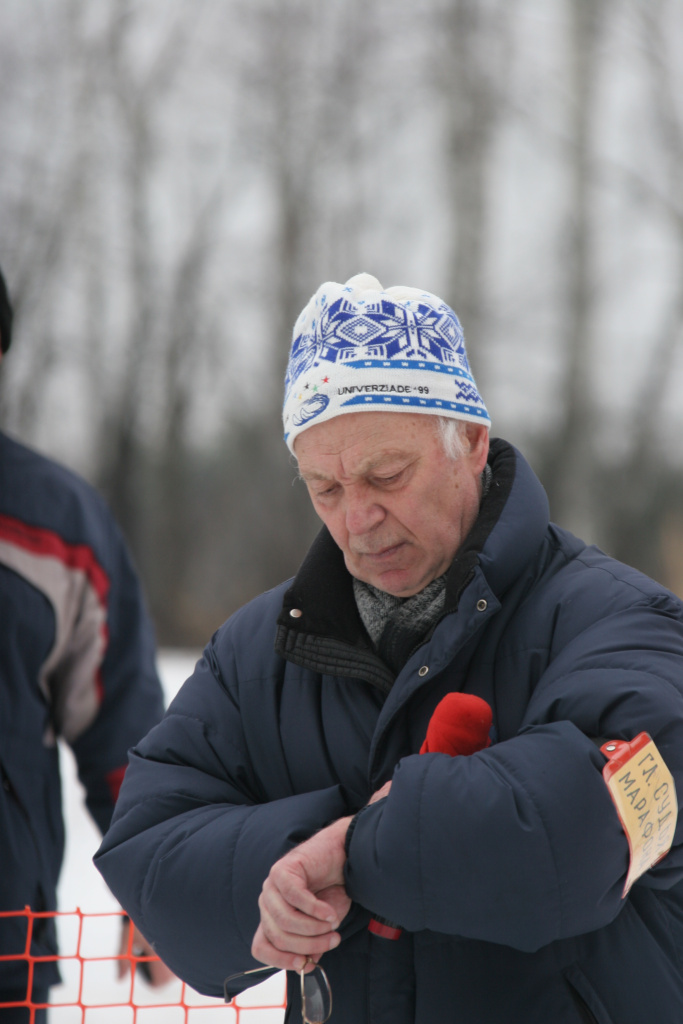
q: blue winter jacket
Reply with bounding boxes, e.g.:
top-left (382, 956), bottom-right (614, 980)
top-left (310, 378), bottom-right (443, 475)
top-left (95, 439), bottom-right (683, 1023)
top-left (0, 431), bottom-right (165, 992)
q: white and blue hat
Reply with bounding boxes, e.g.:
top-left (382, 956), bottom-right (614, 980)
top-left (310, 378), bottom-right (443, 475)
top-left (283, 273), bottom-right (490, 452)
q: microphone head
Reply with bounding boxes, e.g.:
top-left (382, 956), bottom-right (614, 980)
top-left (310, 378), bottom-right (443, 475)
top-left (420, 692), bottom-right (492, 756)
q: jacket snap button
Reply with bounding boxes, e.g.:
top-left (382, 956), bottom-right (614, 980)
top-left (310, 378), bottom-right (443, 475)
top-left (289, 608), bottom-right (303, 619)
top-left (418, 666), bottom-right (429, 677)
top-left (476, 599), bottom-right (488, 612)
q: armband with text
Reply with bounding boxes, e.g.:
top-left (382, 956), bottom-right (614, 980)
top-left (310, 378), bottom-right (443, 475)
top-left (601, 733), bottom-right (677, 896)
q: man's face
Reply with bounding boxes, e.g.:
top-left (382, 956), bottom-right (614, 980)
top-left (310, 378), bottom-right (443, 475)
top-left (295, 412), bottom-right (489, 597)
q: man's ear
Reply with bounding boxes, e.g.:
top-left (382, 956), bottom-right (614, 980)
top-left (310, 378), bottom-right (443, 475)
top-left (464, 423), bottom-right (490, 474)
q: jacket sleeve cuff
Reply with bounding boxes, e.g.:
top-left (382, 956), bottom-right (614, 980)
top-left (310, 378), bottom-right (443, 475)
top-left (344, 802), bottom-right (377, 857)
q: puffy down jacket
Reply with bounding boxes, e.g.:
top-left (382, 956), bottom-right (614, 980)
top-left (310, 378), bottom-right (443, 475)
top-left (95, 439), bottom-right (683, 1024)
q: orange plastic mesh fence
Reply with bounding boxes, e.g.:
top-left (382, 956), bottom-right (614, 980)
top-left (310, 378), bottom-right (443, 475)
top-left (0, 908), bottom-right (286, 1022)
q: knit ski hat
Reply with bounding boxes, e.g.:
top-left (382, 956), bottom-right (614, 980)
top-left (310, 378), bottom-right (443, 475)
top-left (0, 264), bottom-right (12, 354)
top-left (283, 273), bottom-right (490, 452)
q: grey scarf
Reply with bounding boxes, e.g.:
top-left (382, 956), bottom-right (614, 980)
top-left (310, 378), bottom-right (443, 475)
top-left (353, 573), bottom-right (448, 674)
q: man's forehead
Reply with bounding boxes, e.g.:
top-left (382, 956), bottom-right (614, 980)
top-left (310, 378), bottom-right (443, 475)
top-left (299, 446), bottom-right (417, 481)
top-left (296, 411), bottom-right (434, 452)
top-left (295, 412), bottom-right (435, 477)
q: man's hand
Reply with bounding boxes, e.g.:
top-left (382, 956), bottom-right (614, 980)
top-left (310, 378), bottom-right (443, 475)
top-left (252, 815), bottom-right (353, 972)
top-left (118, 916), bottom-right (176, 987)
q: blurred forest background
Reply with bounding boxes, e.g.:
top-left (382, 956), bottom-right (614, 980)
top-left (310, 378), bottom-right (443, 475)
top-left (1, 0), bottom-right (682, 647)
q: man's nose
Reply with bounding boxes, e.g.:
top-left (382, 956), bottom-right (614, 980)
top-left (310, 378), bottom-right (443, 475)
top-left (344, 488), bottom-right (385, 535)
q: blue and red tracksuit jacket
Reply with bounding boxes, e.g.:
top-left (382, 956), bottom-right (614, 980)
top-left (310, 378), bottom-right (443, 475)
top-left (0, 430), bottom-right (164, 991)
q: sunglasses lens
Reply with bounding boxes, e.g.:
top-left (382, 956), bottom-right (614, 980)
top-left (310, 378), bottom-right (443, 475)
top-left (302, 965), bottom-right (332, 1023)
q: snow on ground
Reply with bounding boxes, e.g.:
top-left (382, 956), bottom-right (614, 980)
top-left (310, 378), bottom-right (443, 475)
top-left (54, 649), bottom-right (285, 1023)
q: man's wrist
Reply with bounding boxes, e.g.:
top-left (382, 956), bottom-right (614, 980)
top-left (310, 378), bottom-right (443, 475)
top-left (332, 815), bottom-right (354, 837)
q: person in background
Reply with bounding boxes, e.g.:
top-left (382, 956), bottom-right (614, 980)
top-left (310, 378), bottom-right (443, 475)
top-left (0, 263), bottom-right (173, 1022)
top-left (96, 273), bottom-right (683, 1023)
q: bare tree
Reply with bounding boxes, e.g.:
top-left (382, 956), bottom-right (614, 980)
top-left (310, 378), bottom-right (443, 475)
top-left (599, 0), bottom-right (683, 584)
top-left (431, 0), bottom-right (516, 366)
top-left (538, 0), bottom-right (607, 541)
top-left (0, 0), bottom-right (105, 437)
top-left (93, 0), bottom-right (199, 551)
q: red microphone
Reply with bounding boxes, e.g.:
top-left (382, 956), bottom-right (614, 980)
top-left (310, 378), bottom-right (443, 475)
top-left (419, 692), bottom-right (493, 757)
top-left (368, 692), bottom-right (492, 940)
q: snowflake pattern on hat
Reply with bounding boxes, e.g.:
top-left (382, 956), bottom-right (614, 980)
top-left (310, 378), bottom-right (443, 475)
top-left (283, 274), bottom-right (490, 452)
top-left (285, 292), bottom-right (470, 401)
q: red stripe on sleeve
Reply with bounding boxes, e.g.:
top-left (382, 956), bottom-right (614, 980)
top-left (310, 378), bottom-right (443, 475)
top-left (0, 513), bottom-right (110, 602)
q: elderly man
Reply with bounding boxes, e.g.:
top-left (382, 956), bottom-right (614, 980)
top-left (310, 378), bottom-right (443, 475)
top-left (96, 274), bottom-right (683, 1023)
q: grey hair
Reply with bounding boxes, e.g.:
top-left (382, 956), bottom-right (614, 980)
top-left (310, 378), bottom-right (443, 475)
top-left (435, 417), bottom-right (471, 461)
